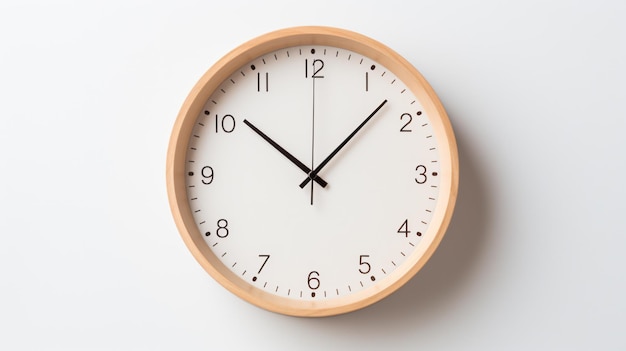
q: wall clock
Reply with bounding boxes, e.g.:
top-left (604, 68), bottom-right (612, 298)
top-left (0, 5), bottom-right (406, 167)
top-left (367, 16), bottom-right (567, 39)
top-left (166, 26), bottom-right (458, 317)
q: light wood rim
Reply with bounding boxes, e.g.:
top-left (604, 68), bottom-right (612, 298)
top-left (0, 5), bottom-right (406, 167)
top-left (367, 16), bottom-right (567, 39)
top-left (166, 26), bottom-right (458, 317)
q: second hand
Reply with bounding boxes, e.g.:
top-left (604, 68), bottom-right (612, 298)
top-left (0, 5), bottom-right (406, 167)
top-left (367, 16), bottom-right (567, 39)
top-left (310, 71), bottom-right (316, 205)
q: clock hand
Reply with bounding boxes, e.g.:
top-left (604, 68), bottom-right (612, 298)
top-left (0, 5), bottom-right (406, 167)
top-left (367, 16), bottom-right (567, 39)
top-left (243, 119), bottom-right (328, 188)
top-left (309, 69), bottom-right (317, 205)
top-left (299, 99), bottom-right (387, 189)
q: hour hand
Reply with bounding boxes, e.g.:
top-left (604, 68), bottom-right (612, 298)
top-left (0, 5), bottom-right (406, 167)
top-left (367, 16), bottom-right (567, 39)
top-left (244, 119), bottom-right (328, 187)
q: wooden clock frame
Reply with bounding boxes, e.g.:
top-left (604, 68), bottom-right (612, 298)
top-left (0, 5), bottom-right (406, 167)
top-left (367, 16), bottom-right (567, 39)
top-left (166, 26), bottom-right (458, 317)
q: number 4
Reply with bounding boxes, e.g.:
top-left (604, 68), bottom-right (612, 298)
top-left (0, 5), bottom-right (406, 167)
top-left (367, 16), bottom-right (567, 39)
top-left (397, 219), bottom-right (410, 237)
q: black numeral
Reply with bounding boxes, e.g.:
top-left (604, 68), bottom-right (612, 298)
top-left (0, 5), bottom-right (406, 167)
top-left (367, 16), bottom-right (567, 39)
top-left (305, 59), bottom-right (324, 78)
top-left (257, 254), bottom-right (270, 274)
top-left (257, 72), bottom-right (268, 92)
top-left (201, 166), bottom-right (214, 184)
top-left (400, 113), bottom-right (412, 132)
top-left (415, 165), bottom-right (427, 184)
top-left (365, 72), bottom-right (369, 91)
top-left (216, 219), bottom-right (229, 238)
top-left (359, 255), bottom-right (371, 274)
top-left (397, 219), bottom-right (410, 237)
top-left (215, 114), bottom-right (236, 133)
top-left (307, 271), bottom-right (320, 290)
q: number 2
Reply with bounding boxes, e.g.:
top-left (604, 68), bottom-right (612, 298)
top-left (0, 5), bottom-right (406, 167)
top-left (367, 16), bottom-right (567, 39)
top-left (400, 113), bottom-right (412, 132)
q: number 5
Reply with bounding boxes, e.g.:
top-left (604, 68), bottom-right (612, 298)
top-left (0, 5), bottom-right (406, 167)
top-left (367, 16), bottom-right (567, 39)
top-left (359, 255), bottom-right (371, 274)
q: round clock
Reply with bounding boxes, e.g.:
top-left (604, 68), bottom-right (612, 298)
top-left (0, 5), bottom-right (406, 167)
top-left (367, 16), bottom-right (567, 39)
top-left (166, 26), bottom-right (458, 317)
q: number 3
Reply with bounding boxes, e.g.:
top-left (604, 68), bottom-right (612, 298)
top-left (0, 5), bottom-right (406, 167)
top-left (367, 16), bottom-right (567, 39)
top-left (415, 165), bottom-right (427, 184)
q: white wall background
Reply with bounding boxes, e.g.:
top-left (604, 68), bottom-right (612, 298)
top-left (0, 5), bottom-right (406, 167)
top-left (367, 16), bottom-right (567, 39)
top-left (1, 0), bottom-right (624, 349)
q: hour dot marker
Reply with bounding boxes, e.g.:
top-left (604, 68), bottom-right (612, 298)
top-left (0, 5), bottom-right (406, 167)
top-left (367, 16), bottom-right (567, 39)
top-left (432, 172), bottom-right (438, 176)
top-left (188, 171), bottom-right (194, 176)
top-left (417, 111), bottom-right (422, 116)
top-left (417, 232), bottom-right (422, 236)
top-left (250, 64), bottom-right (256, 70)
top-left (311, 48), bottom-right (316, 54)
top-left (204, 110), bottom-right (210, 115)
top-left (205, 232), bottom-right (210, 236)
top-left (370, 64), bottom-right (376, 70)
top-left (370, 276), bottom-right (376, 281)
top-left (252, 276), bottom-right (257, 282)
top-left (311, 292), bottom-right (316, 297)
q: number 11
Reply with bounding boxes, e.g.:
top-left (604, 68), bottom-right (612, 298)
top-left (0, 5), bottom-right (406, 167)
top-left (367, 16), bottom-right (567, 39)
top-left (257, 72), bottom-right (268, 92)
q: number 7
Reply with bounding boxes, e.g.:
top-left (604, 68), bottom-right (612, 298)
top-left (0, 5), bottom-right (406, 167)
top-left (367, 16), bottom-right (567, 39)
top-left (257, 254), bottom-right (270, 274)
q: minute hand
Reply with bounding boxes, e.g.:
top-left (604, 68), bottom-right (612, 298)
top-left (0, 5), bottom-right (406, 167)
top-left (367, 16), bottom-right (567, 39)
top-left (299, 99), bottom-right (388, 189)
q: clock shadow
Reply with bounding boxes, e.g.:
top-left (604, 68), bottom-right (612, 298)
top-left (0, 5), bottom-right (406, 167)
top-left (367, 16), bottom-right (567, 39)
top-left (301, 126), bottom-right (493, 333)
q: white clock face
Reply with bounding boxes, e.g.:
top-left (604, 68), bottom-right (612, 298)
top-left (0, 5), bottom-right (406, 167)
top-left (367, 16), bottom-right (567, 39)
top-left (183, 44), bottom-right (445, 303)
